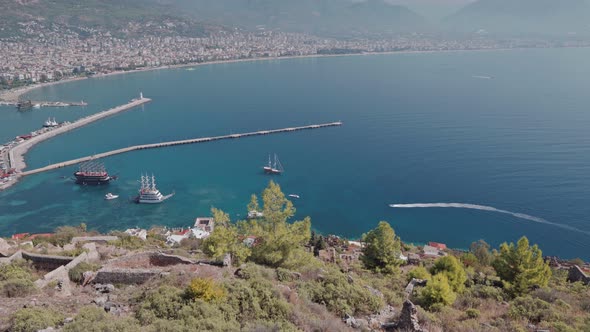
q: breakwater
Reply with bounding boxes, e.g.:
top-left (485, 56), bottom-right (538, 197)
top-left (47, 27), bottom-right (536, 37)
top-left (21, 122), bottom-right (343, 176)
top-left (0, 96), bottom-right (151, 190)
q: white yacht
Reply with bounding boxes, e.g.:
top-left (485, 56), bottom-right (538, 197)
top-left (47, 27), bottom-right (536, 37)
top-left (43, 117), bottom-right (58, 127)
top-left (135, 174), bottom-right (174, 204)
top-left (288, 194), bottom-right (300, 199)
top-left (105, 193), bottom-right (119, 200)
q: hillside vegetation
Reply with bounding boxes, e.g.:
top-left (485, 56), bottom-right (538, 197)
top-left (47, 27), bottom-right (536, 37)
top-left (1, 181), bottom-right (589, 331)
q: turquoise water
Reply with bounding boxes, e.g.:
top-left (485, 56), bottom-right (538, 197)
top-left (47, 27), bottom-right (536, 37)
top-left (1, 49), bottom-right (590, 259)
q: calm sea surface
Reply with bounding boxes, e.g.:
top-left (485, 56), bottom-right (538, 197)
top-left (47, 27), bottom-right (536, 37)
top-left (1, 48), bottom-right (590, 259)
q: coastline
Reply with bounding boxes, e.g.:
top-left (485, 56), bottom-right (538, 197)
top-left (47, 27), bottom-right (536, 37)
top-left (0, 46), bottom-right (571, 104)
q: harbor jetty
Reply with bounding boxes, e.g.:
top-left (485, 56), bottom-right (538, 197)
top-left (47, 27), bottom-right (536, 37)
top-left (0, 94), bottom-right (151, 190)
top-left (19, 121), bottom-right (342, 178)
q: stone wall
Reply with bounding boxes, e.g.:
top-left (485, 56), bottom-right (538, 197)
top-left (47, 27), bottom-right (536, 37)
top-left (567, 265), bottom-right (590, 285)
top-left (21, 251), bottom-right (74, 271)
top-left (93, 268), bottom-right (162, 285)
top-left (72, 236), bottom-right (119, 244)
top-left (0, 250), bottom-right (22, 265)
top-left (149, 252), bottom-right (195, 266)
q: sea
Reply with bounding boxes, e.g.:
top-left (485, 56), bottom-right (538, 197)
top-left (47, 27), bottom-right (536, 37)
top-left (1, 48), bottom-right (590, 260)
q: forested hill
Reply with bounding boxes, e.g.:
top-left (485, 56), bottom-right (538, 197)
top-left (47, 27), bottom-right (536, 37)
top-left (0, 0), bottom-right (216, 38)
top-left (160, 0), bottom-right (427, 37)
top-left (444, 0), bottom-right (590, 36)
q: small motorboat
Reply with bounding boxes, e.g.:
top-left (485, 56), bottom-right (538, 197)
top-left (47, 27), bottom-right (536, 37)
top-left (288, 194), bottom-right (300, 199)
top-left (105, 193), bottom-right (119, 200)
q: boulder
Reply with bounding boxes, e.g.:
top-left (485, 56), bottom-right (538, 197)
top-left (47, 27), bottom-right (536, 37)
top-left (94, 283), bottom-right (115, 294)
top-left (383, 300), bottom-right (427, 332)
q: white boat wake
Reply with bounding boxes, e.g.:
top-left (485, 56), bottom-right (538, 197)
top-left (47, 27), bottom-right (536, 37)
top-left (389, 203), bottom-right (590, 236)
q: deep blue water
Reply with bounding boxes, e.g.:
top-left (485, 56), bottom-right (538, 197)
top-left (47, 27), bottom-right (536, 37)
top-left (1, 48), bottom-right (590, 259)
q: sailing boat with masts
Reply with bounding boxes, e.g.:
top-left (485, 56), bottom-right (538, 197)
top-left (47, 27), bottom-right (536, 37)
top-left (263, 153), bottom-right (283, 175)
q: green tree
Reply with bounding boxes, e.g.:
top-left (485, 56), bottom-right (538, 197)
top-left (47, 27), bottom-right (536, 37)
top-left (202, 212), bottom-right (250, 265)
top-left (470, 239), bottom-right (492, 266)
top-left (211, 207), bottom-right (230, 226)
top-left (247, 194), bottom-right (261, 213)
top-left (245, 182), bottom-right (312, 269)
top-left (407, 266), bottom-right (432, 281)
top-left (361, 221), bottom-right (402, 274)
top-left (261, 180), bottom-right (294, 225)
top-left (419, 274), bottom-right (457, 310)
top-left (430, 255), bottom-right (467, 293)
top-left (492, 237), bottom-right (551, 295)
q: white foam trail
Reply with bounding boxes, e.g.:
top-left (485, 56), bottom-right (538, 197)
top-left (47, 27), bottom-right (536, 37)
top-left (389, 203), bottom-right (590, 236)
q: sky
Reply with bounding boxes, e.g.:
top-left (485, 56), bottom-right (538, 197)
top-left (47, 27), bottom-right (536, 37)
top-left (385, 0), bottom-right (476, 20)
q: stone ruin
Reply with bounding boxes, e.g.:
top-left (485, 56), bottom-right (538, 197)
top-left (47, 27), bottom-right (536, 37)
top-left (382, 300), bottom-right (428, 332)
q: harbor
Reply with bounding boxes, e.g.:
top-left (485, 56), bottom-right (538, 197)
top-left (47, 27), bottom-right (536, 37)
top-left (19, 121), bottom-right (343, 177)
top-left (0, 94), bottom-right (151, 190)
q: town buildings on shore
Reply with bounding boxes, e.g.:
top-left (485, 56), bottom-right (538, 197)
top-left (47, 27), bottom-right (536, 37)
top-left (2, 21), bottom-right (588, 91)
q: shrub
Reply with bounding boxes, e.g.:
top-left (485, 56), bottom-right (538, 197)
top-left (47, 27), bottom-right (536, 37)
top-left (68, 262), bottom-right (100, 283)
top-left (430, 256), bottom-right (467, 293)
top-left (0, 259), bottom-right (34, 281)
top-left (276, 267), bottom-right (297, 282)
top-left (223, 277), bottom-right (291, 322)
top-left (470, 284), bottom-right (505, 301)
top-left (408, 266), bottom-right (431, 281)
top-left (184, 278), bottom-right (226, 303)
top-left (2, 279), bottom-right (36, 298)
top-left (11, 308), bottom-right (64, 332)
top-left (508, 296), bottom-right (553, 323)
top-left (465, 308), bottom-right (480, 319)
top-left (109, 234), bottom-right (146, 250)
top-left (301, 268), bottom-right (383, 315)
top-left (419, 274), bottom-right (457, 310)
top-left (64, 306), bottom-right (141, 332)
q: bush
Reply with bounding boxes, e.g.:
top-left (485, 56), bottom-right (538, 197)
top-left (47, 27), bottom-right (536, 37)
top-left (508, 296), bottom-right (553, 323)
top-left (184, 278), bottom-right (226, 303)
top-left (223, 277), bottom-right (292, 322)
top-left (408, 266), bottom-right (431, 281)
top-left (301, 268), bottom-right (383, 316)
top-left (430, 256), bottom-right (467, 293)
top-left (2, 279), bottom-right (36, 298)
top-left (0, 259), bottom-right (34, 281)
top-left (109, 234), bottom-right (146, 250)
top-left (0, 260), bottom-right (36, 297)
top-left (68, 262), bottom-right (100, 283)
top-left (470, 285), bottom-right (505, 302)
top-left (64, 306), bottom-right (141, 332)
top-left (465, 308), bottom-right (480, 319)
top-left (276, 267), bottom-right (298, 282)
top-left (419, 274), bottom-right (457, 310)
top-left (11, 308), bottom-right (64, 332)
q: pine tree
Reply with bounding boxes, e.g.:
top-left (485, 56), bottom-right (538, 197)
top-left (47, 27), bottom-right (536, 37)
top-left (492, 236), bottom-right (551, 295)
top-left (361, 221), bottom-right (402, 274)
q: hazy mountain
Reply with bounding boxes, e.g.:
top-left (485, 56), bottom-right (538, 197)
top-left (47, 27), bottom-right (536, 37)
top-left (168, 0), bottom-right (427, 36)
top-left (444, 0), bottom-right (590, 35)
top-left (0, 0), bottom-right (215, 38)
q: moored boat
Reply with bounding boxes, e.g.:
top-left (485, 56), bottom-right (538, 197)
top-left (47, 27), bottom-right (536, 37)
top-left (74, 161), bottom-right (113, 185)
top-left (105, 193), bottom-right (119, 200)
top-left (263, 154), bottom-right (283, 174)
top-left (135, 174), bottom-right (174, 204)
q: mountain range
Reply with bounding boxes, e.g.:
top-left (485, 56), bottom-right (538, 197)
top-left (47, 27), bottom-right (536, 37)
top-left (444, 0), bottom-right (590, 35)
top-left (2, 0), bottom-right (590, 38)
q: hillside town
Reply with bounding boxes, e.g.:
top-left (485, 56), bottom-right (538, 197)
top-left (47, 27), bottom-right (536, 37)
top-left (2, 21), bottom-right (588, 90)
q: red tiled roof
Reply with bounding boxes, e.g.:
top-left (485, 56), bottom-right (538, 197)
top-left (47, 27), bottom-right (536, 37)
top-left (428, 242), bottom-right (447, 250)
top-left (11, 233), bottom-right (30, 240)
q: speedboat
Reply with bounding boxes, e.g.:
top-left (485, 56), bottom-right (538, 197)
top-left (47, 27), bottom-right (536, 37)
top-left (288, 194), bottom-right (300, 199)
top-left (105, 193), bottom-right (119, 200)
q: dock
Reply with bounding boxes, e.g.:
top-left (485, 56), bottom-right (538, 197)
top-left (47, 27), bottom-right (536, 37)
top-left (0, 96), bottom-right (151, 190)
top-left (20, 121), bottom-right (342, 177)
